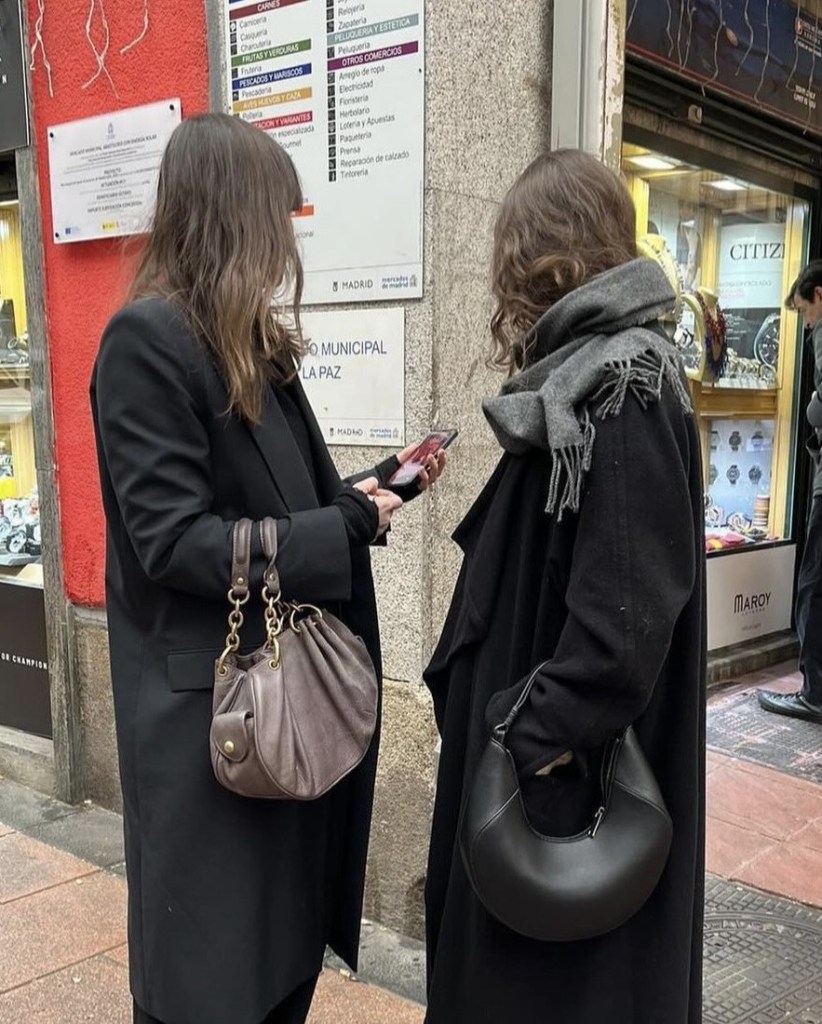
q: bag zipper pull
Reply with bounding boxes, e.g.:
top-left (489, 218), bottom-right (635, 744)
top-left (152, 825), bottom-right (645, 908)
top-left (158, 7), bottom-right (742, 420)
top-left (590, 805), bottom-right (606, 838)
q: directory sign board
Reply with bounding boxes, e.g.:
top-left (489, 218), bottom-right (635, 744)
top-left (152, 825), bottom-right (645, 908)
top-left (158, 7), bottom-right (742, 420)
top-left (226, 0), bottom-right (424, 304)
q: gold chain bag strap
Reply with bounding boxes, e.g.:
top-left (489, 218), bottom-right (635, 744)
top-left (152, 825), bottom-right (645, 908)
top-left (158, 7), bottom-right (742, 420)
top-left (210, 517), bottom-right (379, 800)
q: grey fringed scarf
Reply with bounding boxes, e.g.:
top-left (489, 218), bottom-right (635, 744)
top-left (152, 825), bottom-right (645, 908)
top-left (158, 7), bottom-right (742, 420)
top-left (483, 258), bottom-right (692, 519)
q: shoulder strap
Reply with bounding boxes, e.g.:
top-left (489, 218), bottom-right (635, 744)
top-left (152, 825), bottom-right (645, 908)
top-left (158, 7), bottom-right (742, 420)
top-left (493, 660), bottom-right (549, 742)
top-left (231, 519), bottom-right (253, 598)
top-left (258, 517), bottom-right (281, 594)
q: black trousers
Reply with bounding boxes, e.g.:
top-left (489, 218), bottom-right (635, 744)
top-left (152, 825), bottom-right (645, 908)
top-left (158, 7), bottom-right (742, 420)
top-left (133, 974), bottom-right (319, 1024)
top-left (797, 495), bottom-right (822, 706)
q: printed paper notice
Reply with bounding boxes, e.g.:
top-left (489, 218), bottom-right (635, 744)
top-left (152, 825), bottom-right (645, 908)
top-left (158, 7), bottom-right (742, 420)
top-left (226, 0), bottom-right (424, 304)
top-left (299, 307), bottom-right (404, 445)
top-left (47, 100), bottom-right (182, 244)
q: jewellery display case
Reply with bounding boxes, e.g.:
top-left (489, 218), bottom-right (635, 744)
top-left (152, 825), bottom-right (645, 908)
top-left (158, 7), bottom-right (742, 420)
top-left (623, 134), bottom-right (816, 651)
top-left (0, 201), bottom-right (41, 585)
top-left (624, 140), bottom-right (810, 552)
top-left (0, 173), bottom-right (51, 740)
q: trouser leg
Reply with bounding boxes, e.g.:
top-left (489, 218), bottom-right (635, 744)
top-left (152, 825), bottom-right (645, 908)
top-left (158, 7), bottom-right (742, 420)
top-left (797, 496), bottom-right (822, 707)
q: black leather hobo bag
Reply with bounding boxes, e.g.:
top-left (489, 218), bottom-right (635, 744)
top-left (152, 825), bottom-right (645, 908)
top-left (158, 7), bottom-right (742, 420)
top-left (460, 665), bottom-right (673, 942)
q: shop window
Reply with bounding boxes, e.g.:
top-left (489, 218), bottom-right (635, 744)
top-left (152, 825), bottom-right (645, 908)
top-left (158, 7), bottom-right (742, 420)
top-left (0, 199), bottom-right (41, 585)
top-left (623, 143), bottom-right (810, 552)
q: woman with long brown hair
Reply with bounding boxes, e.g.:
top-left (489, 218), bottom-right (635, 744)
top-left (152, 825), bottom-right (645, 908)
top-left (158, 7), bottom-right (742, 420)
top-left (423, 150), bottom-right (705, 1021)
top-left (91, 113), bottom-right (442, 1024)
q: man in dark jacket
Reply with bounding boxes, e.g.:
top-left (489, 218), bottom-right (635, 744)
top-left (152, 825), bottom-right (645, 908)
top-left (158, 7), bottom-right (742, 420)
top-left (759, 261), bottom-right (822, 724)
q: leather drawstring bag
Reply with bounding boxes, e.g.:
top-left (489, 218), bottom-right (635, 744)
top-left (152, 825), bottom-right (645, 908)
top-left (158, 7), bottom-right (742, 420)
top-left (460, 663), bottom-right (673, 942)
top-left (210, 517), bottom-right (379, 800)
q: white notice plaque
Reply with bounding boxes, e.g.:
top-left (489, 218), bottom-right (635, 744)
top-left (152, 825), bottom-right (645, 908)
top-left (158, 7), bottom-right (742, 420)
top-left (299, 308), bottom-right (404, 445)
top-left (47, 99), bottom-right (182, 244)
top-left (225, 0), bottom-right (424, 304)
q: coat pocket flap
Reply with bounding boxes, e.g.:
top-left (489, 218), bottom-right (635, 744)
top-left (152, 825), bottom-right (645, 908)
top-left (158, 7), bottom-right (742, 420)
top-left (167, 649), bottom-right (220, 692)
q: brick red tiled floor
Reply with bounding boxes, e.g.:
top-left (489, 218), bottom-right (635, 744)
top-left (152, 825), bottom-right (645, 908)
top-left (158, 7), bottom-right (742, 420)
top-left (706, 661), bottom-right (822, 910)
top-left (0, 824), bottom-right (423, 1024)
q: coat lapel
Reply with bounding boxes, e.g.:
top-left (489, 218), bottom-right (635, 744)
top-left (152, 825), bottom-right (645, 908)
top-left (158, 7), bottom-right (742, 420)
top-left (203, 350), bottom-right (333, 512)
top-left (289, 378), bottom-right (344, 503)
top-left (246, 384), bottom-right (320, 512)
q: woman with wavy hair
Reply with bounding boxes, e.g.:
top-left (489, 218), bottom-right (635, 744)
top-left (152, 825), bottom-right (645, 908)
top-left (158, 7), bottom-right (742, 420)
top-left (423, 149), bottom-right (705, 1022)
top-left (91, 113), bottom-right (443, 1024)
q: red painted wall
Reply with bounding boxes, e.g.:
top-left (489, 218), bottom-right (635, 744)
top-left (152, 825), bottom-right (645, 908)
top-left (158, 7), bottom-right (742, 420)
top-left (26, 0), bottom-right (209, 606)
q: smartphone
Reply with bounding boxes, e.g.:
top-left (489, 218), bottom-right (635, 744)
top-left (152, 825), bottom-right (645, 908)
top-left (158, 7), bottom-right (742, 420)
top-left (388, 429), bottom-right (459, 487)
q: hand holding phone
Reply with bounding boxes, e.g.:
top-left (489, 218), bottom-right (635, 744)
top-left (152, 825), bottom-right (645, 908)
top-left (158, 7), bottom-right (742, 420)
top-left (388, 429), bottom-right (458, 488)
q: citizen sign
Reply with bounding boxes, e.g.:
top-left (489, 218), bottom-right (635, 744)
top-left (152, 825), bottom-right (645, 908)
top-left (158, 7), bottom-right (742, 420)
top-left (734, 591), bottom-right (772, 615)
top-left (728, 242), bottom-right (785, 261)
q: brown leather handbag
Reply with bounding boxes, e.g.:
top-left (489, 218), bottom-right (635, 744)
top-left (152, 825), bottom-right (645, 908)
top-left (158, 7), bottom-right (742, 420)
top-left (209, 517), bottom-right (379, 800)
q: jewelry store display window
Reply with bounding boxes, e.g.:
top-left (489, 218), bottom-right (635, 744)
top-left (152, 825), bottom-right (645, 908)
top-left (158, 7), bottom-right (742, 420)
top-left (0, 197), bottom-right (41, 585)
top-left (0, 157), bottom-right (51, 740)
top-left (622, 139), bottom-right (810, 553)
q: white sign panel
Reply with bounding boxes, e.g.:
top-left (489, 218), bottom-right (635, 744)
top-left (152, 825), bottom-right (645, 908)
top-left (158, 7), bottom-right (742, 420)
top-left (717, 222), bottom-right (786, 310)
top-left (47, 100), bottom-right (181, 244)
top-left (225, 0), bottom-right (424, 304)
top-left (706, 544), bottom-right (796, 651)
top-left (299, 307), bottom-right (404, 445)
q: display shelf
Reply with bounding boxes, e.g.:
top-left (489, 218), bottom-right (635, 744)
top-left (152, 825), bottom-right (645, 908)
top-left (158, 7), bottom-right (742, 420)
top-left (0, 553), bottom-right (39, 567)
top-left (694, 384), bottom-right (779, 419)
top-left (0, 366), bottom-right (31, 383)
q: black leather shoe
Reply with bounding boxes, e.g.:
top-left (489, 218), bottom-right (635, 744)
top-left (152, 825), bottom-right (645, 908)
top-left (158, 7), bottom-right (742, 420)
top-left (757, 690), bottom-right (822, 724)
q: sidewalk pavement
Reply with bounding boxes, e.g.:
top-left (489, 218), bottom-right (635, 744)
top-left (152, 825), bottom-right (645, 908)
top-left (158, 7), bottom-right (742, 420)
top-left (2, 660), bottom-right (822, 1023)
top-left (0, 780), bottom-right (424, 1023)
top-left (705, 662), bottom-right (822, 907)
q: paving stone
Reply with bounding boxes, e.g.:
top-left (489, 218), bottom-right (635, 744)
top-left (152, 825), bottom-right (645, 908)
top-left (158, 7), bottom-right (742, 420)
top-left (0, 833), bottom-right (96, 904)
top-left (0, 872), bottom-right (127, 993)
top-left (704, 877), bottom-right (822, 1023)
top-left (707, 690), bottom-right (822, 783)
top-left (28, 805), bottom-right (124, 869)
top-left (736, 842), bottom-right (822, 910)
top-left (707, 760), bottom-right (822, 841)
top-left (0, 778), bottom-right (80, 833)
top-left (0, 954), bottom-right (131, 1024)
top-left (358, 919), bottom-right (427, 1006)
top-left (309, 970), bottom-right (424, 1024)
top-left (325, 919), bottom-right (427, 1007)
top-left (705, 817), bottom-right (777, 880)
top-left (706, 750), bottom-right (731, 775)
top-left (791, 818), bottom-right (822, 854)
top-left (104, 943), bottom-right (129, 968)
top-left (0, 821), bottom-right (14, 837)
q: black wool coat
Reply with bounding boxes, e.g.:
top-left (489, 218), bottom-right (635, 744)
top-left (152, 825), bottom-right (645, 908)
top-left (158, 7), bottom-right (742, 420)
top-left (90, 298), bottom-right (383, 1024)
top-left (424, 383), bottom-right (706, 1023)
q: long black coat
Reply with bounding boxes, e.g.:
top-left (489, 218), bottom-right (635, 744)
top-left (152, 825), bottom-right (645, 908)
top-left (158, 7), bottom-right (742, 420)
top-left (424, 383), bottom-right (705, 1023)
top-left (90, 298), bottom-right (382, 1024)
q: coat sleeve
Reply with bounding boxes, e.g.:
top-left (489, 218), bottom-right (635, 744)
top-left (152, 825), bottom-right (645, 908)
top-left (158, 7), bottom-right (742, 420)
top-left (814, 325), bottom-right (822, 388)
top-left (92, 303), bottom-right (352, 603)
top-left (486, 388), bottom-right (699, 777)
top-left (346, 455), bottom-right (422, 502)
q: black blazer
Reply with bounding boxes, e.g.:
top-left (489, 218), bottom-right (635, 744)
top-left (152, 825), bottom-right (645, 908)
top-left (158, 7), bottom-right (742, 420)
top-left (91, 297), bottom-right (382, 1024)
